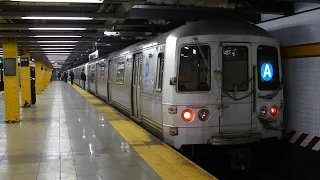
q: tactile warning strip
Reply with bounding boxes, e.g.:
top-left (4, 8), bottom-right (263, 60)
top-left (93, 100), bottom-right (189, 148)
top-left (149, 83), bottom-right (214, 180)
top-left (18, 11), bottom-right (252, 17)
top-left (71, 84), bottom-right (217, 180)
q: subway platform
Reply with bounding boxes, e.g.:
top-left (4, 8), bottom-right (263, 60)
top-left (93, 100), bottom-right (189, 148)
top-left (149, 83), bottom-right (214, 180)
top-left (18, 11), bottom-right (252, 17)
top-left (0, 82), bottom-right (215, 180)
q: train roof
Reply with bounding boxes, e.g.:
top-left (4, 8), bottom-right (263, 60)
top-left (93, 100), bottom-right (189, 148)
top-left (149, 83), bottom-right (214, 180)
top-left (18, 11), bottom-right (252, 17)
top-left (85, 19), bottom-right (273, 64)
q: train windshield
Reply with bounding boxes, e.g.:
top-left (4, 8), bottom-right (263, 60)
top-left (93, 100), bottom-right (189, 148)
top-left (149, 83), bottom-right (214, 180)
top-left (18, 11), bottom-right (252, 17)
top-left (222, 46), bottom-right (249, 92)
top-left (178, 45), bottom-right (211, 92)
top-left (257, 46), bottom-right (280, 90)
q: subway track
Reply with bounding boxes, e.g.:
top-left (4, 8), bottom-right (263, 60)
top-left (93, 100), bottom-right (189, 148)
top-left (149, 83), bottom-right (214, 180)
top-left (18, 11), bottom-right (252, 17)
top-left (182, 140), bottom-right (320, 180)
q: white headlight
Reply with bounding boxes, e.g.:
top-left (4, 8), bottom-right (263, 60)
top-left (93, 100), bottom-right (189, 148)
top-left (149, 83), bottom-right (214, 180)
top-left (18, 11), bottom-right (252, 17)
top-left (260, 106), bottom-right (268, 117)
top-left (198, 109), bottom-right (210, 121)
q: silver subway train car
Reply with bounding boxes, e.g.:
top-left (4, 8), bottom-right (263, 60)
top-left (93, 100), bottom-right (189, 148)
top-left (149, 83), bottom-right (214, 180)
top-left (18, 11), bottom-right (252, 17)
top-left (69, 20), bottom-right (283, 149)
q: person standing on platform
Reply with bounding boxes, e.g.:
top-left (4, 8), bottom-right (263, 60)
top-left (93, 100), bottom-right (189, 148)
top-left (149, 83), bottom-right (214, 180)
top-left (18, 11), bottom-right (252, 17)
top-left (57, 71), bottom-right (61, 81)
top-left (61, 71), bottom-right (64, 81)
top-left (80, 69), bottom-right (86, 90)
top-left (64, 72), bottom-right (68, 83)
top-left (69, 70), bottom-right (74, 85)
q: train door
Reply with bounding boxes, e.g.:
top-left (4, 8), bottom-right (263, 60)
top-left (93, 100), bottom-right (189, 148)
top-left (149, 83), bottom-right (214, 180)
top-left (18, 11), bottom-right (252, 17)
top-left (0, 59), bottom-right (3, 91)
top-left (218, 43), bottom-right (253, 133)
top-left (87, 65), bottom-right (91, 90)
top-left (131, 53), bottom-right (142, 119)
top-left (89, 65), bottom-right (96, 93)
top-left (107, 60), bottom-right (112, 102)
top-left (95, 62), bottom-right (99, 94)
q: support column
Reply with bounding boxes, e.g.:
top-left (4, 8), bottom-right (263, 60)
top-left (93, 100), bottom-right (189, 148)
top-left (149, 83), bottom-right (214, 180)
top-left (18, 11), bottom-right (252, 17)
top-left (35, 60), bottom-right (43, 95)
top-left (44, 66), bottom-right (48, 88)
top-left (2, 37), bottom-right (20, 122)
top-left (20, 50), bottom-right (31, 107)
top-left (42, 65), bottom-right (47, 90)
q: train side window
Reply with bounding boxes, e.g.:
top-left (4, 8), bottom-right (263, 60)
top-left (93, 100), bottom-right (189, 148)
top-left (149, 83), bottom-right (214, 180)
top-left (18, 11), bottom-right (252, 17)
top-left (156, 53), bottom-right (164, 92)
top-left (116, 61), bottom-right (125, 85)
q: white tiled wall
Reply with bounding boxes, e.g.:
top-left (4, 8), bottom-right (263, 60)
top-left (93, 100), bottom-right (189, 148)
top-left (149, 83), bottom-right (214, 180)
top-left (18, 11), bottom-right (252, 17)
top-left (282, 57), bottom-right (320, 137)
top-left (263, 16), bottom-right (320, 139)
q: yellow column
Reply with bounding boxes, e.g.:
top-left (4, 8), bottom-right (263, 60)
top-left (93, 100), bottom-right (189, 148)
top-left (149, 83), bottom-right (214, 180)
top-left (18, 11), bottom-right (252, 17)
top-left (20, 50), bottom-right (31, 107)
top-left (43, 65), bottom-right (47, 89)
top-left (47, 68), bottom-right (52, 85)
top-left (35, 60), bottom-right (43, 95)
top-left (2, 37), bottom-right (20, 122)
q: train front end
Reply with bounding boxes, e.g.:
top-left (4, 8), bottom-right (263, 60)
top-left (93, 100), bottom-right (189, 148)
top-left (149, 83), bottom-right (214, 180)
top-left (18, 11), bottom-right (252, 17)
top-left (162, 32), bottom-right (283, 149)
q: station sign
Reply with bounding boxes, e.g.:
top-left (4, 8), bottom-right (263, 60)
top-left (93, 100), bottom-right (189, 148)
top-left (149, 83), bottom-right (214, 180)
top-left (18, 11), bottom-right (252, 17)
top-left (20, 57), bottom-right (29, 67)
top-left (89, 50), bottom-right (99, 61)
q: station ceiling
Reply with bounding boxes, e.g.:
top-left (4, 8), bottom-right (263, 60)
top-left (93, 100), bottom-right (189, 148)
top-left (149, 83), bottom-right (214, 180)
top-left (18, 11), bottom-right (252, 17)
top-left (0, 0), bottom-right (315, 69)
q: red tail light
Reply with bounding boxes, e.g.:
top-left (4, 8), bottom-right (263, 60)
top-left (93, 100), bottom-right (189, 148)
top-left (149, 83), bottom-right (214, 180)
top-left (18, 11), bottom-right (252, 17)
top-left (270, 106), bottom-right (278, 116)
top-left (181, 109), bottom-right (195, 122)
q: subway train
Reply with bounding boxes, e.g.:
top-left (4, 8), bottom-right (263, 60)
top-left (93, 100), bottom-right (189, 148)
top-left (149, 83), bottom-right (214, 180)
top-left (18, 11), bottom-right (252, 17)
top-left (68, 19), bottom-right (284, 149)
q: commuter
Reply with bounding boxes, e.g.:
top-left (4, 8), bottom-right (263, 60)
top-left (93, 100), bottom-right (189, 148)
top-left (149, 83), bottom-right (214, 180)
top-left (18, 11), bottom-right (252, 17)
top-left (64, 72), bottom-right (68, 83)
top-left (57, 71), bottom-right (61, 81)
top-left (61, 71), bottom-right (64, 81)
top-left (69, 70), bottom-right (74, 85)
top-left (80, 69), bottom-right (86, 90)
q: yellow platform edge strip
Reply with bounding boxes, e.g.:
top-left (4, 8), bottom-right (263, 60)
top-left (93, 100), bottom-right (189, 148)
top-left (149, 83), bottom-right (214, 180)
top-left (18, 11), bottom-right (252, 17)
top-left (281, 43), bottom-right (320, 59)
top-left (71, 83), bottom-right (217, 180)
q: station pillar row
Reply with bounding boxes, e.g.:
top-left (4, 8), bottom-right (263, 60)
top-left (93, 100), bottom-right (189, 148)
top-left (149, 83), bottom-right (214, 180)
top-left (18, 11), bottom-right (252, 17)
top-left (20, 50), bottom-right (31, 107)
top-left (2, 37), bottom-right (20, 122)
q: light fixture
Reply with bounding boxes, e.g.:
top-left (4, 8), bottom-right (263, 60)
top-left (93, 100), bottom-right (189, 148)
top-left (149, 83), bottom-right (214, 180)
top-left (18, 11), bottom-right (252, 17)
top-left (32, 35), bottom-right (81, 38)
top-left (29, 28), bottom-right (86, 31)
top-left (39, 45), bottom-right (76, 47)
top-left (42, 48), bottom-right (74, 50)
top-left (45, 53), bottom-right (71, 54)
top-left (43, 51), bottom-right (72, 53)
top-left (37, 41), bottom-right (78, 43)
top-left (11, 0), bottom-right (103, 3)
top-left (22, 17), bottom-right (92, 20)
top-left (104, 31), bottom-right (120, 36)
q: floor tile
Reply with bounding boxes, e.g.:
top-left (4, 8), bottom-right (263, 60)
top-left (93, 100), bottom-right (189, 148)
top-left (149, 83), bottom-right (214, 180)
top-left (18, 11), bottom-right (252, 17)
top-left (0, 82), bottom-right (162, 180)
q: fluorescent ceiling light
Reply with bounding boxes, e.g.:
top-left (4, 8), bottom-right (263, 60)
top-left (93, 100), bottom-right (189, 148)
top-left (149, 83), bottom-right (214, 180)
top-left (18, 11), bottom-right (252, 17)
top-left (22, 17), bottom-right (93, 20)
top-left (39, 44), bottom-right (76, 47)
top-left (104, 31), bottom-right (120, 36)
top-left (11, 0), bottom-right (103, 3)
top-left (38, 41), bottom-right (78, 43)
top-left (29, 28), bottom-right (86, 31)
top-left (33, 35), bottom-right (81, 38)
top-left (44, 53), bottom-right (70, 55)
top-left (43, 51), bottom-right (72, 53)
top-left (42, 48), bottom-right (74, 50)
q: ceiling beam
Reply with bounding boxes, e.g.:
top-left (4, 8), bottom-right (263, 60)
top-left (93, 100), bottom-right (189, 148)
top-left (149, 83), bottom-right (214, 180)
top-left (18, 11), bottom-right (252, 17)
top-left (16, 37), bottom-right (97, 42)
top-left (16, 41), bottom-right (139, 46)
top-left (127, 5), bottom-right (262, 22)
top-left (0, 23), bottom-right (113, 30)
top-left (0, 31), bottom-right (104, 37)
top-left (0, 11), bottom-right (127, 20)
top-left (0, 3), bottom-right (293, 25)
top-left (128, 4), bottom-right (293, 19)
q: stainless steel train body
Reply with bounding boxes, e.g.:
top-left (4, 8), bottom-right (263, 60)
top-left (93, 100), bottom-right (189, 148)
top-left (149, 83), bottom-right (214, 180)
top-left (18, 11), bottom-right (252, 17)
top-left (69, 20), bottom-right (283, 149)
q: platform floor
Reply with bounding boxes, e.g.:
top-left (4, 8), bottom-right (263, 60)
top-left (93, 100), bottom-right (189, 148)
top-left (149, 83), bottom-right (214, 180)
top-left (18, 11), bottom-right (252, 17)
top-left (0, 82), bottom-right (216, 180)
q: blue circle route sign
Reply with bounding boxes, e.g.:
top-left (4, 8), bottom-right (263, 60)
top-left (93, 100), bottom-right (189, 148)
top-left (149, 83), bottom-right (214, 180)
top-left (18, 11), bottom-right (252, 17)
top-left (261, 62), bottom-right (273, 81)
